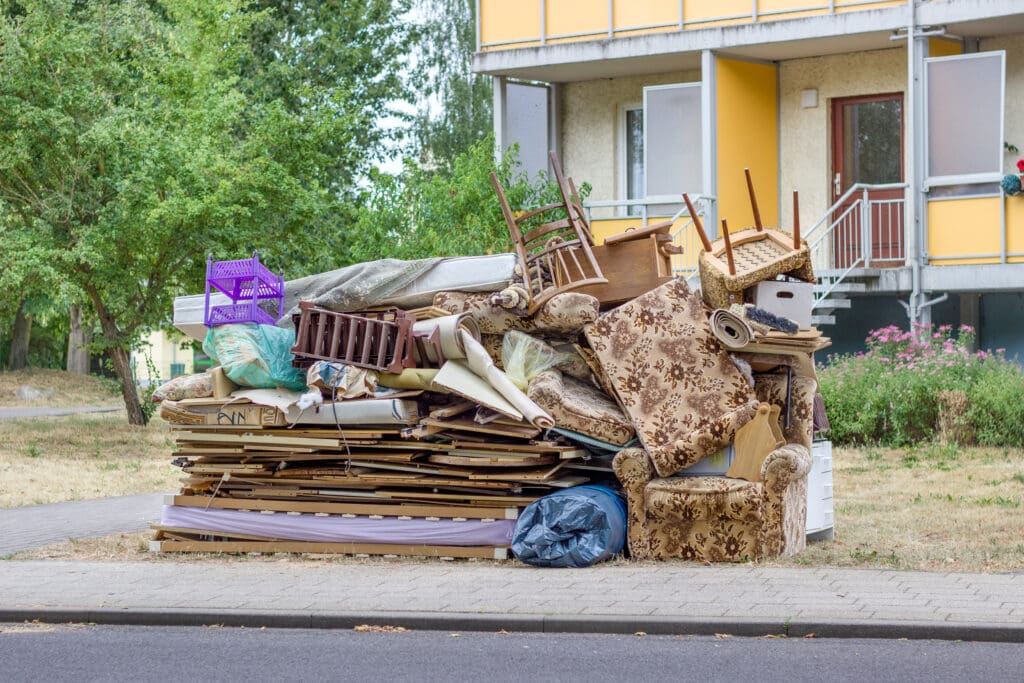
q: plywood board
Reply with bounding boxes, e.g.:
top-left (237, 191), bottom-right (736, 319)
top-left (421, 416), bottom-right (540, 439)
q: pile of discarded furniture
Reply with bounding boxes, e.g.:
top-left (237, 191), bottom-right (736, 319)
top-left (157, 155), bottom-right (829, 565)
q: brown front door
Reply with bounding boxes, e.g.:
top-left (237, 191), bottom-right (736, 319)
top-left (831, 93), bottom-right (904, 268)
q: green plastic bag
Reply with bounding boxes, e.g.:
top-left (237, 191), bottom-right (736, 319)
top-left (203, 323), bottom-right (307, 392)
top-left (501, 330), bottom-right (571, 392)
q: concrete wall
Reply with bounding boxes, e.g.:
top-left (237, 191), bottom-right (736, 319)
top-left (778, 47), bottom-right (907, 231)
top-left (560, 69), bottom-right (701, 205)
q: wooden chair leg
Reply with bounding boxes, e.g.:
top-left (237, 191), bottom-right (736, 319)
top-left (721, 219), bottom-right (736, 276)
top-left (745, 168), bottom-right (763, 231)
top-left (793, 191), bottom-right (801, 249)
top-left (683, 193), bottom-right (713, 252)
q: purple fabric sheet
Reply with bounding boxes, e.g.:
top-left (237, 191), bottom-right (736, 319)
top-left (161, 505), bottom-right (514, 547)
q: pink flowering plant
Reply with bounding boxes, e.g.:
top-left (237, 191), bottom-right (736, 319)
top-left (818, 323), bottom-right (1024, 446)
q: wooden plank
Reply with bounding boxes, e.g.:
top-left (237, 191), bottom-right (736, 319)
top-left (374, 489), bottom-right (539, 505)
top-left (467, 461), bottom-right (566, 481)
top-left (429, 453), bottom-right (558, 468)
top-left (421, 417), bottom-right (540, 439)
top-left (449, 441), bottom-right (581, 454)
top-left (151, 538), bottom-right (509, 559)
top-left (167, 494), bottom-right (519, 519)
top-left (174, 431), bottom-right (345, 449)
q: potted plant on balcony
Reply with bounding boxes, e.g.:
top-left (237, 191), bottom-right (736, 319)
top-left (1002, 159), bottom-right (1024, 196)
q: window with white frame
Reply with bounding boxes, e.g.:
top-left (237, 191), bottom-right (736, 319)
top-left (619, 83), bottom-right (702, 216)
top-left (925, 51), bottom-right (1005, 194)
top-left (619, 103), bottom-right (644, 216)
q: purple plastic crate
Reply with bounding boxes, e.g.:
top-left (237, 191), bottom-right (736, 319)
top-left (206, 302), bottom-right (278, 327)
top-left (204, 251), bottom-right (285, 327)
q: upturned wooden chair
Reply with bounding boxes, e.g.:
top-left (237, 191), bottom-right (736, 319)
top-left (490, 155), bottom-right (606, 315)
top-left (691, 169), bottom-right (815, 309)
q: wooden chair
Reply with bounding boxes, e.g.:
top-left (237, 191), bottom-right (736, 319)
top-left (490, 159), bottom-right (606, 316)
top-left (690, 169), bottom-right (815, 309)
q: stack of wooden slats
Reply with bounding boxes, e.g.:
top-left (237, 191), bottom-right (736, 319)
top-left (153, 396), bottom-right (596, 558)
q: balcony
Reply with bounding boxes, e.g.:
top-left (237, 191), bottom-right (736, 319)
top-left (478, 0), bottom-right (906, 52)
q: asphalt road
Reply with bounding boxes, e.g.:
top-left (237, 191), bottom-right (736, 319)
top-left (2, 623), bottom-right (1023, 682)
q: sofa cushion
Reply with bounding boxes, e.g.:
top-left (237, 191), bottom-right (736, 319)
top-left (528, 369), bottom-right (635, 446)
top-left (433, 290), bottom-right (599, 335)
top-left (644, 476), bottom-right (764, 561)
top-left (583, 278), bottom-right (758, 477)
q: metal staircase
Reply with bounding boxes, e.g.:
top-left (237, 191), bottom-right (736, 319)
top-left (805, 183), bottom-right (907, 327)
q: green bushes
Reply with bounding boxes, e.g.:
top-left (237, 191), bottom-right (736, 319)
top-left (819, 324), bottom-right (1024, 447)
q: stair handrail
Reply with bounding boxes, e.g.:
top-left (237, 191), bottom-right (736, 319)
top-left (803, 182), bottom-right (907, 243)
top-left (807, 182), bottom-right (907, 306)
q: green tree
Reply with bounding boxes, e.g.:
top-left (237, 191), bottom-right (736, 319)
top-left (0, 0), bottom-right (400, 424)
top-left (348, 136), bottom-right (587, 263)
top-left (409, 0), bottom-right (492, 171)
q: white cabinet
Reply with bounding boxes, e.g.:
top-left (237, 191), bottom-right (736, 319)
top-left (806, 439), bottom-right (835, 541)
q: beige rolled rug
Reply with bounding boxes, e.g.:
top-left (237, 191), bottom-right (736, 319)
top-left (709, 308), bottom-right (755, 349)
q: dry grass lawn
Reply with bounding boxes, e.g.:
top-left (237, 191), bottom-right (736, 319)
top-left (0, 412), bottom-right (180, 508)
top-left (0, 368), bottom-right (123, 408)
top-left (10, 441), bottom-right (1024, 573)
top-left (768, 443), bottom-right (1024, 573)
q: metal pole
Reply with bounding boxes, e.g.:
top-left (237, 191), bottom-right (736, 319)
top-left (540, 0), bottom-right (547, 45)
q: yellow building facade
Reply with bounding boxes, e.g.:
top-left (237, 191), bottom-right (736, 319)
top-left (476, 0), bottom-right (1024, 356)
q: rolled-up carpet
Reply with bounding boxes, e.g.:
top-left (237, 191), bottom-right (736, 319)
top-left (709, 307), bottom-right (755, 349)
top-left (512, 485), bottom-right (627, 568)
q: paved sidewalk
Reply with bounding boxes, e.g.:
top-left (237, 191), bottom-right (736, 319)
top-left (2, 495), bottom-right (1023, 641)
top-left (0, 406), bottom-right (123, 420)
top-left (0, 494), bottom-right (163, 556)
top-left (1, 559), bottom-right (1022, 641)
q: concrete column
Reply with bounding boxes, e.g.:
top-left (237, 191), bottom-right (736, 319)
top-left (959, 293), bottom-right (980, 350)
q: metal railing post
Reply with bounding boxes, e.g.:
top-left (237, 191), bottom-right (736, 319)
top-left (861, 187), bottom-right (871, 268)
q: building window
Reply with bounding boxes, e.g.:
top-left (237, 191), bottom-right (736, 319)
top-left (620, 105), bottom-right (644, 216)
top-left (926, 51), bottom-right (1005, 189)
top-left (619, 83), bottom-right (702, 216)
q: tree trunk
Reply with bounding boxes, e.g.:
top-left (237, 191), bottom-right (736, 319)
top-left (66, 304), bottom-right (91, 374)
top-left (107, 343), bottom-right (147, 425)
top-left (9, 299), bottom-right (32, 371)
top-left (87, 291), bottom-right (147, 426)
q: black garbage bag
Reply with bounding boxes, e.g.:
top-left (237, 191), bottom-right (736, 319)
top-left (512, 485), bottom-right (627, 568)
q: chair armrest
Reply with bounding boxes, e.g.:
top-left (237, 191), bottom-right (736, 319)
top-left (761, 443), bottom-right (812, 494)
top-left (613, 447), bottom-right (656, 559)
top-left (613, 447), bottom-right (655, 491)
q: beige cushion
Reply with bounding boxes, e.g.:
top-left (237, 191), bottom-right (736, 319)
top-left (583, 278), bottom-right (758, 477)
top-left (433, 290), bottom-right (599, 335)
top-left (528, 369), bottom-right (635, 446)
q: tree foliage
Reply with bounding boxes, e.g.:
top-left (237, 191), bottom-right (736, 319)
top-left (347, 136), bottom-right (588, 264)
top-left (409, 0), bottom-right (492, 171)
top-left (0, 0), bottom-right (409, 423)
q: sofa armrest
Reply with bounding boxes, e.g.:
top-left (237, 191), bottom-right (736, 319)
top-left (760, 443), bottom-right (813, 557)
top-left (761, 443), bottom-right (812, 490)
top-left (613, 447), bottom-right (656, 559)
top-left (613, 447), bottom-right (655, 490)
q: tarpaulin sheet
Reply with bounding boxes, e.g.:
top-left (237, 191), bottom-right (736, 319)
top-left (162, 506), bottom-right (514, 547)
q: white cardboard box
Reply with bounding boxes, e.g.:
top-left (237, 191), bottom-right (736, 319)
top-left (752, 280), bottom-right (814, 329)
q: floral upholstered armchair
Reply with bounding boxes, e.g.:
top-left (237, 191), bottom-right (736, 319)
top-left (613, 372), bottom-right (815, 562)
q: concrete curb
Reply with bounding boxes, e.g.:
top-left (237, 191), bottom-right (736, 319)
top-left (3, 608), bottom-right (1023, 642)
